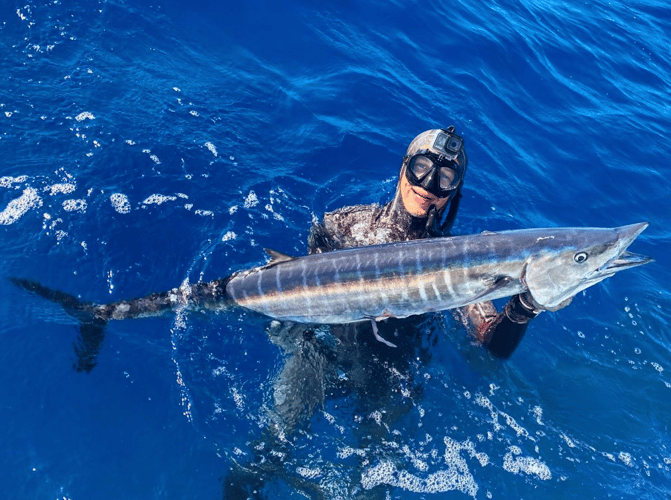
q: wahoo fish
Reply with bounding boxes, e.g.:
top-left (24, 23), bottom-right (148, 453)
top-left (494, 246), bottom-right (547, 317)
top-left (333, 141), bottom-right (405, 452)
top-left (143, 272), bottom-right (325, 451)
top-left (11, 223), bottom-right (651, 369)
top-left (224, 222), bottom-right (652, 322)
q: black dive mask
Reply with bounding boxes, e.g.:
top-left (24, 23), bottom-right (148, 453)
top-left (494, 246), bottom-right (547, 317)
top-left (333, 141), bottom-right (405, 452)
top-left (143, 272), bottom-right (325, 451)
top-left (405, 152), bottom-right (461, 198)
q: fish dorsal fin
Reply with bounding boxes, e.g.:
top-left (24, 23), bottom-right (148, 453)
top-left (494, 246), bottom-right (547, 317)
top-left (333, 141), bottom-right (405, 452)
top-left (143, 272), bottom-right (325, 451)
top-left (263, 248), bottom-right (296, 267)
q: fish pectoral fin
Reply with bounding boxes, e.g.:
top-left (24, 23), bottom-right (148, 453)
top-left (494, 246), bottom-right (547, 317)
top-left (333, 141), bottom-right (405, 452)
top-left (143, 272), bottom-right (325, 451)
top-left (471, 275), bottom-right (513, 303)
top-left (368, 318), bottom-right (397, 348)
top-left (263, 248), bottom-right (296, 268)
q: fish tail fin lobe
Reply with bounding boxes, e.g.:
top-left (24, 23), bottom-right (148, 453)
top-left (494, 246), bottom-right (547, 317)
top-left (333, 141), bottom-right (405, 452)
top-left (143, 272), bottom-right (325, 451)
top-left (10, 277), bottom-right (108, 372)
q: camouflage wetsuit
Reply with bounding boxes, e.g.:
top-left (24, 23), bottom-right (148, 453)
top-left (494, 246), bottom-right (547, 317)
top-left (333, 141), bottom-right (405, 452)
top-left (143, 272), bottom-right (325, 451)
top-left (266, 190), bottom-right (537, 433)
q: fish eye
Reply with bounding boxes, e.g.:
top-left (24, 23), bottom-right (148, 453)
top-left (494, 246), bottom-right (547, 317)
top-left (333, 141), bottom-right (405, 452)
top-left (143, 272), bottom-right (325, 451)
top-left (574, 252), bottom-right (589, 264)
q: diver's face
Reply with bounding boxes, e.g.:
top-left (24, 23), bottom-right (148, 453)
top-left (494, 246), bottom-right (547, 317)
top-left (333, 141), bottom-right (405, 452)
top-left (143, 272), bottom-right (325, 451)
top-left (400, 173), bottom-right (450, 217)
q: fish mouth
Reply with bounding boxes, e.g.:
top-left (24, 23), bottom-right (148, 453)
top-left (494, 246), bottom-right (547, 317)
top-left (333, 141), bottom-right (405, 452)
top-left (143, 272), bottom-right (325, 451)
top-left (599, 222), bottom-right (653, 274)
top-left (601, 251), bottom-right (653, 273)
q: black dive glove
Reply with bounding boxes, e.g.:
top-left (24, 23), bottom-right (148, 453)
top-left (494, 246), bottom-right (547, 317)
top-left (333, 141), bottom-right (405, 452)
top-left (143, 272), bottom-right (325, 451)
top-left (485, 293), bottom-right (539, 358)
top-left (486, 292), bottom-right (574, 358)
top-left (505, 292), bottom-right (542, 324)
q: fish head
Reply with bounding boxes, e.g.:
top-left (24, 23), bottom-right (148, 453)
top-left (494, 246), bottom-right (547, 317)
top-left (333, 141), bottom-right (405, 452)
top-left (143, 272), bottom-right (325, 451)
top-left (523, 222), bottom-right (652, 310)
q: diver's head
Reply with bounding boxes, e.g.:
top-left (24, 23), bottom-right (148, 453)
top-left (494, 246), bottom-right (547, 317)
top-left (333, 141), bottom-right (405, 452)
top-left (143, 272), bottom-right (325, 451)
top-left (399, 126), bottom-right (467, 218)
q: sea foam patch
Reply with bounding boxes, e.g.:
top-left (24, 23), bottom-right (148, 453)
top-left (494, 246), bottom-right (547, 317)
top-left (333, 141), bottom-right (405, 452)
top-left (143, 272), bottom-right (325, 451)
top-left (502, 446), bottom-right (551, 480)
top-left (0, 175), bottom-right (28, 188)
top-left (75, 111), bottom-right (95, 121)
top-left (45, 183), bottom-right (76, 196)
top-left (205, 142), bottom-right (218, 157)
top-left (0, 187), bottom-right (43, 225)
top-left (62, 199), bottom-right (87, 213)
top-left (142, 194), bottom-right (177, 206)
top-left (110, 193), bottom-right (131, 214)
top-left (360, 436), bottom-right (482, 497)
top-left (244, 191), bottom-right (259, 208)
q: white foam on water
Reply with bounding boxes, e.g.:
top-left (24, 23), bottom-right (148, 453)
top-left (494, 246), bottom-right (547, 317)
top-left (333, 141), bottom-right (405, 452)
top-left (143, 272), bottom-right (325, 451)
top-left (474, 394), bottom-right (503, 432)
top-left (0, 175), bottom-right (28, 188)
top-left (205, 142), bottom-right (218, 157)
top-left (296, 467), bottom-right (322, 479)
top-left (231, 387), bottom-right (244, 410)
top-left (75, 111), bottom-right (95, 121)
top-left (265, 203), bottom-right (285, 221)
top-left (502, 446), bottom-right (551, 480)
top-left (337, 446), bottom-right (366, 459)
top-left (618, 451), bottom-right (634, 467)
top-left (110, 193), bottom-right (131, 214)
top-left (244, 191), bottom-right (259, 208)
top-left (45, 183), bottom-right (76, 196)
top-left (0, 187), bottom-right (43, 225)
top-left (499, 411), bottom-right (530, 439)
top-left (559, 432), bottom-right (576, 449)
top-left (360, 436), bottom-right (482, 497)
top-left (142, 194), bottom-right (176, 206)
top-left (62, 199), bottom-right (87, 213)
top-left (532, 406), bottom-right (544, 426)
top-left (474, 393), bottom-right (534, 440)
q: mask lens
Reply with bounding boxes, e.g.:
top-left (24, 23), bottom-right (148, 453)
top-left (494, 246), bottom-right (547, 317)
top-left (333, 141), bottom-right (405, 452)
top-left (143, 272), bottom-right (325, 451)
top-left (408, 155), bottom-right (434, 180)
top-left (439, 166), bottom-right (458, 190)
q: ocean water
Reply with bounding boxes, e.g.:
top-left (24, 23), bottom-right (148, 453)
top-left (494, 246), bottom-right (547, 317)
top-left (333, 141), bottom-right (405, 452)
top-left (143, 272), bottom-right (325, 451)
top-left (1, 0), bottom-right (670, 498)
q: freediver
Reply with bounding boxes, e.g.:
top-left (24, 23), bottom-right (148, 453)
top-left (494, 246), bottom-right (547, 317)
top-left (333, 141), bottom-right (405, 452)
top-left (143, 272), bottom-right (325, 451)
top-left (224, 126), bottom-right (573, 499)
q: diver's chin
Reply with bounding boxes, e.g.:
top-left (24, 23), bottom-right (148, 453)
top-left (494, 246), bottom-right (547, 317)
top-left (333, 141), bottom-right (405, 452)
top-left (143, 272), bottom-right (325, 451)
top-left (407, 188), bottom-right (437, 216)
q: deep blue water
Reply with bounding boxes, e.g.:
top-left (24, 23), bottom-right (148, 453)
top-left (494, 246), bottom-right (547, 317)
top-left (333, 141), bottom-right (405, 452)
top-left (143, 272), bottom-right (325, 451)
top-left (1, 0), bottom-right (671, 498)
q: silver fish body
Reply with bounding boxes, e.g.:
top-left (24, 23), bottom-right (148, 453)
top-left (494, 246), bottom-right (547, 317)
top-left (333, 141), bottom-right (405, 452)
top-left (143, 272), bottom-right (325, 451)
top-left (225, 223), bottom-right (652, 324)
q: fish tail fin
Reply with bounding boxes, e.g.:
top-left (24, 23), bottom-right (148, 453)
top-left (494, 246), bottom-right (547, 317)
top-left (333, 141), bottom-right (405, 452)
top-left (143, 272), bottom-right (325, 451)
top-left (10, 278), bottom-right (90, 314)
top-left (10, 277), bottom-right (108, 373)
top-left (72, 317), bottom-right (107, 373)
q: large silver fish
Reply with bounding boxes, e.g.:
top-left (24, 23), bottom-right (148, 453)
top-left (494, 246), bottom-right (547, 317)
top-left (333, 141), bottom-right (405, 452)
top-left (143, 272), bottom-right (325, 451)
top-left (11, 223), bottom-right (651, 369)
top-left (225, 222), bottom-right (652, 322)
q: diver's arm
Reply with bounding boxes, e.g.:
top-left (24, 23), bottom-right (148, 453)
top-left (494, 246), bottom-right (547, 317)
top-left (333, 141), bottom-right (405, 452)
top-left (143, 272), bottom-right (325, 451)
top-left (456, 294), bottom-right (539, 359)
top-left (307, 222), bottom-right (336, 254)
top-left (481, 294), bottom-right (539, 358)
top-left (307, 212), bottom-right (346, 254)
